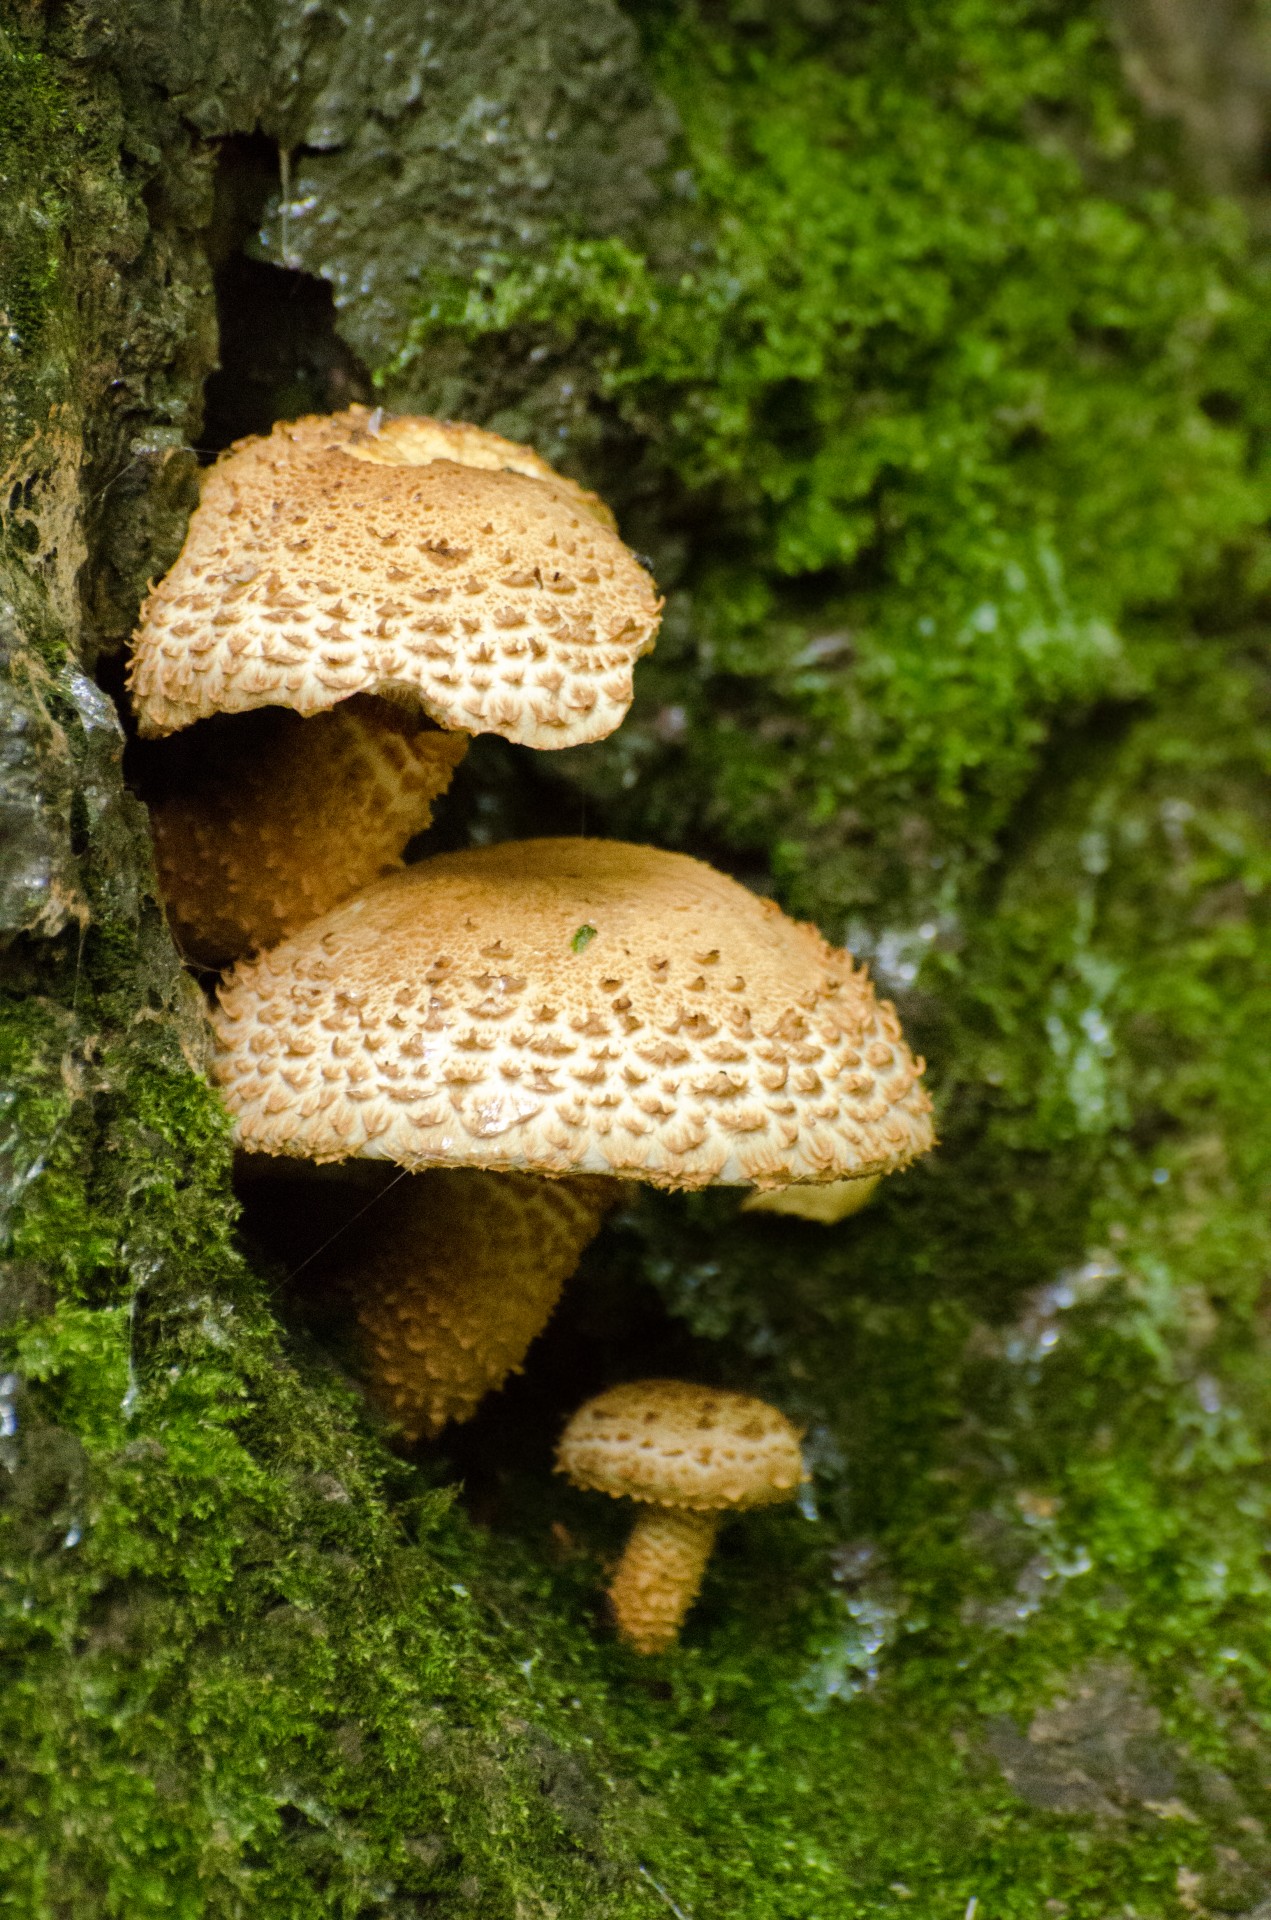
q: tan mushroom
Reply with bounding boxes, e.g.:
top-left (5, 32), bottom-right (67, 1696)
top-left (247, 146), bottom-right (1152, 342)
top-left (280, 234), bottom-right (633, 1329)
top-left (556, 1379), bottom-right (805, 1652)
top-left (128, 406), bottom-right (660, 746)
top-left (129, 406), bottom-right (660, 963)
top-left (209, 838), bottom-right (933, 1435)
top-left (210, 838), bottom-right (934, 1188)
top-left (333, 1168), bottom-right (620, 1441)
top-left (741, 1173), bottom-right (881, 1224)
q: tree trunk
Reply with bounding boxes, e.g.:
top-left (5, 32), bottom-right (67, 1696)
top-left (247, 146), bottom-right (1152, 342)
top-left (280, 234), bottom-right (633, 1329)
top-left (4, 2), bottom-right (1271, 1913)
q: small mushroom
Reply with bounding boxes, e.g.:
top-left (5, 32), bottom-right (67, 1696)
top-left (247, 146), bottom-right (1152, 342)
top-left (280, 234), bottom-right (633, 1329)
top-left (209, 838), bottom-right (933, 1433)
top-left (332, 1168), bottom-right (620, 1441)
top-left (741, 1173), bottom-right (881, 1224)
top-left (556, 1379), bottom-right (805, 1652)
top-left (128, 406), bottom-right (661, 963)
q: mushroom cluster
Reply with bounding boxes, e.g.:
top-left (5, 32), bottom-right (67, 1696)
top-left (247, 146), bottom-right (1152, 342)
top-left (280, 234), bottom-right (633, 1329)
top-left (129, 405), bottom-right (936, 1653)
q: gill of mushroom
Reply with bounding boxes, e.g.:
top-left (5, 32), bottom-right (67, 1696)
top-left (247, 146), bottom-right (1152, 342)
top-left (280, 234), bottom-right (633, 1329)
top-left (741, 1172), bottom-right (881, 1224)
top-left (208, 838), bottom-right (935, 1439)
top-left (556, 1379), bottom-right (806, 1653)
top-left (128, 406), bottom-right (662, 965)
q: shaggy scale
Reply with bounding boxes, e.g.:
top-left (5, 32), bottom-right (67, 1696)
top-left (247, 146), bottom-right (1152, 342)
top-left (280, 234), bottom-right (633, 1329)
top-left (150, 697), bottom-right (468, 965)
top-left (332, 1168), bottom-right (617, 1441)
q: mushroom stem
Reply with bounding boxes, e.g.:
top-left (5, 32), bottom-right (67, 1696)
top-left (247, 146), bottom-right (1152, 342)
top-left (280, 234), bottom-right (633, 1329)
top-left (609, 1508), bottom-right (720, 1654)
top-left (335, 1169), bottom-right (618, 1441)
top-left (149, 696), bottom-right (467, 967)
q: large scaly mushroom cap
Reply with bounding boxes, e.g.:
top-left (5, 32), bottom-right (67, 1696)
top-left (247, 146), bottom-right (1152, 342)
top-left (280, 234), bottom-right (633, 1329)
top-left (127, 408), bottom-right (661, 749)
top-left (557, 1379), bottom-right (805, 1512)
top-left (210, 838), bottom-right (935, 1192)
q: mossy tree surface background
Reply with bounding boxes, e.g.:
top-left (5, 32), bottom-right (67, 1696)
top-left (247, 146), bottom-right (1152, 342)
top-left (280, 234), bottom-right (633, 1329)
top-left (3, 1), bottom-right (1271, 1915)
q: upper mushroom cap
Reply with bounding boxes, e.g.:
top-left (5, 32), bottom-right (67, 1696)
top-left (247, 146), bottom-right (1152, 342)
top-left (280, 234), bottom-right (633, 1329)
top-left (127, 408), bottom-right (660, 748)
top-left (256, 407), bottom-right (616, 527)
top-left (210, 837), bottom-right (935, 1190)
top-left (556, 1379), bottom-right (805, 1512)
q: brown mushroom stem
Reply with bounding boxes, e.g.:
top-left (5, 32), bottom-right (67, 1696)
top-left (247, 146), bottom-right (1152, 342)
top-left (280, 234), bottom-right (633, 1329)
top-left (333, 1169), bottom-right (619, 1441)
top-left (129, 411), bottom-right (661, 747)
top-left (609, 1508), bottom-right (720, 1655)
top-left (150, 696), bottom-right (467, 966)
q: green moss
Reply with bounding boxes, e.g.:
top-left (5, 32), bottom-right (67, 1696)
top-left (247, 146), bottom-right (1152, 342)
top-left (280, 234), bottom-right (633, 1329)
top-left (0, 28), bottom-right (69, 392)
top-left (2, 926), bottom-right (660, 1913)
top-left (386, 2), bottom-right (1271, 929)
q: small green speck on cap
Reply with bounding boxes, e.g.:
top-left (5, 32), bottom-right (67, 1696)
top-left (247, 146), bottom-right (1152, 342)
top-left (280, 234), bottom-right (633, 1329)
top-left (571, 924), bottom-right (598, 954)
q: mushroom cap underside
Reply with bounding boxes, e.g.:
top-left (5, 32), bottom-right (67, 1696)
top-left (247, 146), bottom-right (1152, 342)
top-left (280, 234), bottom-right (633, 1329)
top-left (556, 1379), bottom-right (805, 1511)
top-left (740, 1172), bottom-right (882, 1224)
top-left (211, 837), bottom-right (935, 1190)
top-left (128, 411), bottom-right (660, 749)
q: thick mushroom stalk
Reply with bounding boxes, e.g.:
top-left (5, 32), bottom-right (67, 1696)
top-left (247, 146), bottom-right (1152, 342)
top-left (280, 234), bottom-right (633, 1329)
top-left (556, 1380), bottom-right (805, 1653)
top-left (128, 408), bottom-right (661, 747)
top-left (150, 697), bottom-right (467, 967)
top-left (327, 1169), bottom-right (618, 1441)
top-left (609, 1508), bottom-right (720, 1655)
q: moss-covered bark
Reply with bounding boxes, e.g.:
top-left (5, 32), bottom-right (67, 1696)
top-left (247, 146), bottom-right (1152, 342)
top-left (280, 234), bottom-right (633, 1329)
top-left (4, 2), bottom-right (1271, 1915)
top-left (0, 5), bottom-right (669, 1914)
